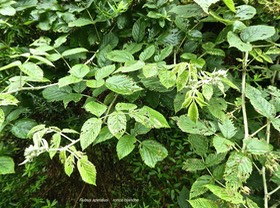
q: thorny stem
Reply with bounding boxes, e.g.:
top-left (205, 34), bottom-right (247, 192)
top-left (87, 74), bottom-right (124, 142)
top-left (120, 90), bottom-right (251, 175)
top-left (263, 120), bottom-right (271, 208)
top-left (242, 52), bottom-right (249, 151)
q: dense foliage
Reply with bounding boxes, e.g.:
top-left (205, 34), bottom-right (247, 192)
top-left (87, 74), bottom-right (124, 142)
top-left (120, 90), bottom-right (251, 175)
top-left (0, 0), bottom-right (279, 207)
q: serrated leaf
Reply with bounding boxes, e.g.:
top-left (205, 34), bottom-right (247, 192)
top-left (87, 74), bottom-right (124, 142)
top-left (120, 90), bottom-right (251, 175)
top-left (105, 75), bottom-right (142, 95)
top-left (107, 50), bottom-right (134, 62)
top-left (64, 154), bottom-right (74, 177)
top-left (0, 156), bottom-right (15, 174)
top-left (194, 0), bottom-right (220, 14)
top-left (95, 65), bottom-right (115, 80)
top-left (207, 98), bottom-right (227, 121)
top-left (107, 111), bottom-right (126, 139)
top-left (188, 101), bottom-right (199, 122)
top-left (245, 138), bottom-right (272, 155)
top-left (205, 153), bottom-right (226, 167)
top-left (271, 118), bottom-right (280, 132)
top-left (62, 48), bottom-right (88, 57)
top-left (245, 84), bottom-right (276, 119)
top-left (139, 140), bottom-right (168, 168)
top-left (19, 62), bottom-right (44, 80)
top-left (139, 106), bottom-right (170, 128)
top-left (205, 184), bottom-right (244, 204)
top-left (240, 25), bottom-right (275, 43)
top-left (139, 45), bottom-right (156, 61)
top-left (80, 118), bottom-right (102, 150)
top-left (84, 101), bottom-right (107, 117)
top-left (30, 55), bottom-right (55, 67)
top-left (213, 136), bottom-right (234, 153)
top-left (176, 115), bottom-right (215, 136)
top-left (224, 152), bottom-right (252, 190)
top-left (188, 198), bottom-right (218, 208)
top-left (132, 18), bottom-right (147, 42)
top-left (190, 175), bottom-right (213, 199)
top-left (168, 4), bottom-right (204, 18)
top-left (69, 64), bottom-right (90, 78)
top-left (155, 45), bottom-right (173, 61)
top-left (49, 133), bottom-right (61, 159)
top-left (77, 156), bottom-right (96, 185)
top-left (227, 31), bottom-right (252, 52)
top-left (183, 158), bottom-right (206, 171)
top-left (218, 118), bottom-right (237, 139)
top-left (188, 135), bottom-right (208, 157)
top-left (116, 135), bottom-right (136, 160)
top-left (54, 34), bottom-right (68, 48)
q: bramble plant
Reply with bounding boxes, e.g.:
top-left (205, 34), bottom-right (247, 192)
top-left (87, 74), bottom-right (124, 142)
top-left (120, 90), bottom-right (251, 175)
top-left (0, 0), bottom-right (279, 207)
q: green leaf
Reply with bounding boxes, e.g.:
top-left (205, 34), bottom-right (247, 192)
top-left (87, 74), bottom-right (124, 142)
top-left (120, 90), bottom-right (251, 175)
top-left (107, 111), bottom-right (126, 139)
top-left (64, 154), bottom-right (74, 177)
top-left (53, 34), bottom-right (68, 48)
top-left (49, 133), bottom-right (61, 159)
top-left (29, 55), bottom-right (55, 67)
top-left (139, 45), bottom-right (156, 61)
top-left (223, 0), bottom-right (236, 13)
top-left (205, 153), bottom-right (226, 167)
top-left (158, 69), bottom-right (176, 89)
top-left (19, 62), bottom-right (44, 80)
top-left (218, 118), bottom-right (237, 139)
top-left (190, 175), bottom-right (214, 199)
top-left (0, 156), bottom-right (15, 174)
top-left (205, 184), bottom-right (244, 204)
top-left (116, 135), bottom-right (136, 160)
top-left (62, 48), bottom-right (88, 57)
top-left (114, 60), bottom-right (145, 73)
top-left (86, 79), bottom-right (105, 88)
top-left (77, 156), bottom-right (97, 185)
top-left (105, 75), bottom-right (142, 95)
top-left (188, 135), bottom-right (208, 157)
top-left (142, 63), bottom-right (158, 78)
top-left (84, 101), bottom-right (107, 117)
top-left (155, 45), bottom-right (173, 61)
top-left (245, 84), bottom-right (276, 119)
top-left (271, 118), bottom-right (280, 132)
top-left (183, 158), bottom-right (206, 171)
top-left (80, 118), bottom-right (102, 150)
top-left (176, 115), bottom-right (215, 136)
top-left (68, 18), bottom-right (95, 27)
top-left (245, 138), bottom-right (272, 155)
top-left (132, 18), bottom-right (147, 42)
top-left (95, 65), bottom-right (116, 80)
top-left (188, 102), bottom-right (199, 122)
top-left (107, 50), bottom-right (134, 62)
top-left (58, 75), bottom-right (82, 88)
top-left (11, 118), bottom-right (37, 139)
top-left (0, 108), bottom-right (4, 127)
top-left (6, 107), bottom-right (28, 122)
top-left (227, 31), bottom-right (252, 52)
top-left (188, 198), bottom-right (218, 208)
top-left (194, 0), bottom-right (220, 14)
top-left (42, 85), bottom-right (72, 102)
top-left (115, 103), bottom-right (137, 111)
top-left (207, 97), bottom-right (227, 121)
top-left (139, 106), bottom-right (170, 128)
top-left (213, 136), bottom-right (234, 153)
top-left (190, 175), bottom-right (213, 199)
top-left (69, 64), bottom-right (90, 78)
top-left (139, 140), bottom-right (168, 168)
top-left (235, 5), bottom-right (256, 20)
top-left (246, 198), bottom-right (260, 208)
top-left (93, 126), bottom-right (114, 146)
top-left (202, 84), bottom-right (213, 100)
top-left (240, 25), bottom-right (276, 43)
top-left (224, 152), bottom-right (252, 190)
top-left (0, 6), bottom-right (16, 16)
top-left (168, 4), bottom-right (204, 18)
top-left (0, 60), bottom-right (21, 72)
